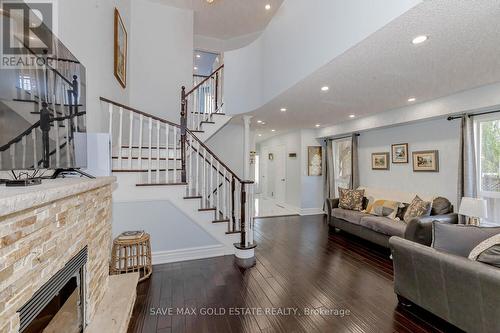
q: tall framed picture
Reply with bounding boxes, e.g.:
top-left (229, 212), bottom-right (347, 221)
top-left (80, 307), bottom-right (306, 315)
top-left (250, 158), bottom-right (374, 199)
top-left (413, 150), bottom-right (439, 172)
top-left (308, 146), bottom-right (323, 176)
top-left (392, 143), bottom-right (408, 163)
top-left (114, 8), bottom-right (127, 88)
top-left (372, 152), bottom-right (390, 170)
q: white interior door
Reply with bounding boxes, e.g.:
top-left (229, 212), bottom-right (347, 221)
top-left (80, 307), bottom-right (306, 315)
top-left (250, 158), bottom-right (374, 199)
top-left (260, 146), bottom-right (269, 197)
top-left (273, 145), bottom-right (286, 203)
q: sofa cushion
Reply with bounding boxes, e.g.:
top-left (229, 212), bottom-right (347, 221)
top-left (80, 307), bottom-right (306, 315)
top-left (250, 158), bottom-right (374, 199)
top-left (404, 196), bottom-right (432, 223)
top-left (431, 197), bottom-right (453, 215)
top-left (338, 188), bottom-right (365, 211)
top-left (468, 233), bottom-right (500, 268)
top-left (332, 208), bottom-right (367, 225)
top-left (432, 222), bottom-right (500, 257)
top-left (360, 215), bottom-right (406, 237)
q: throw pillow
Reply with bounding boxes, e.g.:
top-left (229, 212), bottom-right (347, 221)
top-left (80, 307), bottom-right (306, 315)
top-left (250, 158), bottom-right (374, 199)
top-left (338, 188), bottom-right (365, 211)
top-left (468, 233), bottom-right (500, 268)
top-left (367, 200), bottom-right (400, 220)
top-left (396, 203), bottom-right (410, 221)
top-left (432, 222), bottom-right (500, 257)
top-left (431, 197), bottom-right (453, 215)
top-left (403, 195), bottom-right (432, 223)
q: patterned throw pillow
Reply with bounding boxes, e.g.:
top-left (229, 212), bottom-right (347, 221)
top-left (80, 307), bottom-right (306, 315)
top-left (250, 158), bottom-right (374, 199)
top-left (403, 195), bottom-right (432, 223)
top-left (338, 188), bottom-right (365, 211)
top-left (468, 233), bottom-right (500, 269)
top-left (368, 200), bottom-right (401, 219)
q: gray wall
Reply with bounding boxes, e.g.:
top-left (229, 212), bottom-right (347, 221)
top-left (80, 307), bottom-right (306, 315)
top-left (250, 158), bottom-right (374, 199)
top-left (113, 200), bottom-right (219, 253)
top-left (358, 118), bottom-right (460, 206)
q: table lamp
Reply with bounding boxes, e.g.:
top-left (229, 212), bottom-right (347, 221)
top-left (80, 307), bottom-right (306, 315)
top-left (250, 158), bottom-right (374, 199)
top-left (459, 197), bottom-right (488, 226)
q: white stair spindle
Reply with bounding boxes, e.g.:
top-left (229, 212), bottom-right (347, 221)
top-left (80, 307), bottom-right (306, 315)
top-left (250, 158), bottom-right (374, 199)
top-left (173, 127), bottom-right (177, 182)
top-left (22, 136), bottom-right (26, 169)
top-left (148, 117), bottom-right (152, 183)
top-left (32, 130), bottom-right (37, 167)
top-left (118, 107), bottom-right (124, 168)
top-left (65, 119), bottom-right (71, 167)
top-left (128, 111), bottom-right (134, 169)
top-left (11, 143), bottom-right (16, 169)
top-left (188, 137), bottom-right (193, 193)
top-left (165, 125), bottom-right (170, 183)
top-left (138, 115), bottom-right (143, 170)
top-left (217, 161), bottom-right (221, 216)
top-left (195, 140), bottom-right (200, 195)
top-left (156, 120), bottom-right (160, 183)
top-left (53, 97), bottom-right (60, 167)
top-left (209, 155), bottom-right (214, 208)
top-left (202, 149), bottom-right (207, 207)
top-left (223, 169), bottom-right (227, 219)
top-left (108, 104), bottom-right (113, 139)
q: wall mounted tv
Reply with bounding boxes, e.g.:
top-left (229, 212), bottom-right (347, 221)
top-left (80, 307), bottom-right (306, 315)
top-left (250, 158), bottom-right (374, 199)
top-left (0, 4), bottom-right (87, 172)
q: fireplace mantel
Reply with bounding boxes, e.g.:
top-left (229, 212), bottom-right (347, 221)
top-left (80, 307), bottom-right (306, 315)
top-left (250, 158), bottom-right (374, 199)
top-left (0, 177), bottom-right (116, 333)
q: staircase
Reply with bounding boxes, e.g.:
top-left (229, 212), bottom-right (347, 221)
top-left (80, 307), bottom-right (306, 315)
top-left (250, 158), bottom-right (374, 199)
top-left (101, 64), bottom-right (257, 261)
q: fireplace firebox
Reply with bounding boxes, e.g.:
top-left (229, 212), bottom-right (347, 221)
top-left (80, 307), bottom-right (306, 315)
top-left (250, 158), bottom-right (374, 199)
top-left (17, 247), bottom-right (88, 333)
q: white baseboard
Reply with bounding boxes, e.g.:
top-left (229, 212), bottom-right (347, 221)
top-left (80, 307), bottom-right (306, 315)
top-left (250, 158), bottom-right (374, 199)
top-left (299, 208), bottom-right (326, 216)
top-left (152, 244), bottom-right (227, 265)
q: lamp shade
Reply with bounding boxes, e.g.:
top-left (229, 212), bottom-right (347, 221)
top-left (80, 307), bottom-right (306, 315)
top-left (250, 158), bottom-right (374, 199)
top-left (459, 197), bottom-right (488, 218)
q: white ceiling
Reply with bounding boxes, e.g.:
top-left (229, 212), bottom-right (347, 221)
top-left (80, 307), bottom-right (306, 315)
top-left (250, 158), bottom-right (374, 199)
top-left (249, 0), bottom-right (500, 141)
top-left (160, 0), bottom-right (284, 39)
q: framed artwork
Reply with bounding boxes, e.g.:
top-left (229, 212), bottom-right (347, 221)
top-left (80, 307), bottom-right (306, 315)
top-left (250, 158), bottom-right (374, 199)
top-left (308, 146), bottom-right (323, 176)
top-left (413, 150), bottom-right (439, 172)
top-left (391, 143), bottom-right (409, 163)
top-left (114, 8), bottom-right (128, 88)
top-left (372, 152), bottom-right (390, 170)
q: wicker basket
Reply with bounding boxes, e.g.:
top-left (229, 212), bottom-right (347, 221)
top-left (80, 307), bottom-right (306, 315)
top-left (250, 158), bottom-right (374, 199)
top-left (110, 231), bottom-right (152, 282)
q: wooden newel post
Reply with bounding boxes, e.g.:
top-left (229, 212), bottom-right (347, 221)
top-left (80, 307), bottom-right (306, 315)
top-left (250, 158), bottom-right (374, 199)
top-left (231, 177), bottom-right (236, 231)
top-left (180, 86), bottom-right (187, 183)
top-left (240, 183), bottom-right (247, 247)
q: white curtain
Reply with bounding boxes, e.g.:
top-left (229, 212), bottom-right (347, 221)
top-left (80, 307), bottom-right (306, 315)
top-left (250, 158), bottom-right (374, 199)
top-left (457, 115), bottom-right (477, 223)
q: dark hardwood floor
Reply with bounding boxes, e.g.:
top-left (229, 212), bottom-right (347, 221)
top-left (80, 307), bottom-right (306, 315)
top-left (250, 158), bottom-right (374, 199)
top-left (128, 215), bottom-right (463, 333)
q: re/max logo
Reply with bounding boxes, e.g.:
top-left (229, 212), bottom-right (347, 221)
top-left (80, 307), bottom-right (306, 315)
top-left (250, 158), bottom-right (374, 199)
top-left (1, 0), bottom-right (53, 55)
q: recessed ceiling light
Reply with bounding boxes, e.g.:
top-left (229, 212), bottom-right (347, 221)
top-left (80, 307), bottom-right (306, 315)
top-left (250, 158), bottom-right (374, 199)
top-left (258, 134), bottom-right (262, 137)
top-left (193, 66), bottom-right (198, 70)
top-left (280, 108), bottom-right (287, 112)
top-left (261, 122), bottom-right (266, 125)
top-left (408, 97), bottom-right (416, 102)
top-left (265, 4), bottom-right (271, 10)
top-left (206, 0), bottom-right (214, 3)
top-left (321, 86), bottom-right (329, 92)
top-left (315, 124), bottom-right (321, 128)
top-left (196, 54), bottom-right (201, 58)
top-left (349, 114), bottom-right (356, 118)
top-left (257, 120), bottom-right (262, 124)
top-left (412, 35), bottom-right (428, 45)
top-left (271, 129), bottom-right (276, 132)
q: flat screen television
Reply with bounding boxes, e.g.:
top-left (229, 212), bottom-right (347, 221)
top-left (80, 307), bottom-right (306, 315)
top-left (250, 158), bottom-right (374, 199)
top-left (0, 3), bottom-right (87, 173)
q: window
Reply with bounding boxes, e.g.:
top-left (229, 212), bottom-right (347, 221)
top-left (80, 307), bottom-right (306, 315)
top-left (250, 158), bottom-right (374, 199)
top-left (332, 138), bottom-right (352, 197)
top-left (475, 114), bottom-right (500, 225)
top-left (18, 75), bottom-right (35, 91)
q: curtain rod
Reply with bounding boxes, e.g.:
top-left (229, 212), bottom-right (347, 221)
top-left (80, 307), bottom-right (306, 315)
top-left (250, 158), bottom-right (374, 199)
top-left (447, 109), bottom-right (500, 121)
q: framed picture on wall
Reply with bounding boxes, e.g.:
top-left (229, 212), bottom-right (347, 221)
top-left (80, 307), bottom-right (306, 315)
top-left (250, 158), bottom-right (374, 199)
top-left (391, 143), bottom-right (409, 163)
top-left (413, 150), bottom-right (439, 172)
top-left (307, 146), bottom-right (323, 176)
top-left (114, 8), bottom-right (128, 88)
top-left (372, 152), bottom-right (390, 170)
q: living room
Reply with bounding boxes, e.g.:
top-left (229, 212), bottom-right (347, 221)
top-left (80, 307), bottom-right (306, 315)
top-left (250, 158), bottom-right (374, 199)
top-left (1, 1), bottom-right (500, 333)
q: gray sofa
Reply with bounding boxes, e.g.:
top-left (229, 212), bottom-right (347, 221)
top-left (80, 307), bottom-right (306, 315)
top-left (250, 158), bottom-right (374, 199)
top-left (390, 236), bottom-right (500, 333)
top-left (325, 197), bottom-right (458, 248)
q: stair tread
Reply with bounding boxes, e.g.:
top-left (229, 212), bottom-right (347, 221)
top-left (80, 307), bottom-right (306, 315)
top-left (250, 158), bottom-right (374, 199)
top-left (200, 121), bottom-right (215, 124)
top-left (190, 112), bottom-right (226, 116)
top-left (213, 219), bottom-right (230, 223)
top-left (184, 195), bottom-right (202, 199)
top-left (112, 169), bottom-right (175, 172)
top-left (190, 130), bottom-right (205, 133)
top-left (136, 183), bottom-right (187, 186)
top-left (112, 156), bottom-right (181, 160)
top-left (226, 231), bottom-right (242, 235)
top-left (121, 145), bottom-right (180, 150)
top-left (199, 207), bottom-right (216, 211)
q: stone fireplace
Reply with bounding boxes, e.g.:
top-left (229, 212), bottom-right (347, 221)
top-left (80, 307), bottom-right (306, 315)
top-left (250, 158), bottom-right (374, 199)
top-left (0, 177), bottom-right (117, 332)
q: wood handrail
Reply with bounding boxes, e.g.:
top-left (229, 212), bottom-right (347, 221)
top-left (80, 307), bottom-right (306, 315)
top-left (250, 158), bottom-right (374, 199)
top-left (0, 121), bottom-right (40, 152)
top-left (100, 97), bottom-right (180, 128)
top-left (186, 64), bottom-right (224, 96)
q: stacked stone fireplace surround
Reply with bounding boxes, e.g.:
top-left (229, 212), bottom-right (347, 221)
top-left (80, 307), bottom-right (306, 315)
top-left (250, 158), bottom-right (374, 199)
top-left (0, 177), bottom-right (116, 333)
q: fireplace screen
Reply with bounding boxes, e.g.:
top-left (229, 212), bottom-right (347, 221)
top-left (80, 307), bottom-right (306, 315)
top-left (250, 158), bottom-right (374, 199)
top-left (17, 247), bottom-right (87, 333)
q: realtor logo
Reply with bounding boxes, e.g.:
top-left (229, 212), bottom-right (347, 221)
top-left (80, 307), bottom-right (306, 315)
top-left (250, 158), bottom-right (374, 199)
top-left (1, 0), bottom-right (56, 58)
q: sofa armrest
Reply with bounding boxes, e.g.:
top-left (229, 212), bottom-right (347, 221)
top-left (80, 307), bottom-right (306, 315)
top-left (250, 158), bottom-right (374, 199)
top-left (389, 236), bottom-right (500, 333)
top-left (404, 213), bottom-right (458, 246)
top-left (325, 198), bottom-right (339, 223)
